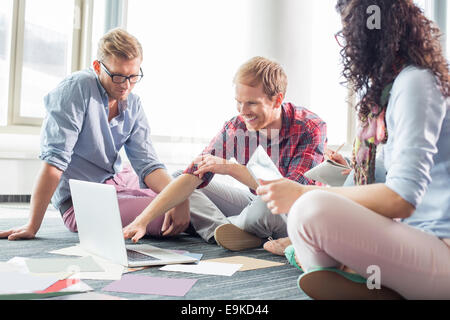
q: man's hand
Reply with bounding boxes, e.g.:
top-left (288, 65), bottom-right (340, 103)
top-left (123, 218), bottom-right (148, 243)
top-left (161, 200), bottom-right (190, 237)
top-left (0, 224), bottom-right (37, 241)
top-left (193, 154), bottom-right (233, 179)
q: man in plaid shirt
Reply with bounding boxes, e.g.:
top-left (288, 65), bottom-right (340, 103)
top-left (124, 56), bottom-right (327, 253)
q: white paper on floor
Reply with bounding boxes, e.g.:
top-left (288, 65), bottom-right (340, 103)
top-left (160, 261), bottom-right (243, 276)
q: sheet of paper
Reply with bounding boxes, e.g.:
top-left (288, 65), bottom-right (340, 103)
top-left (49, 246), bottom-right (125, 280)
top-left (102, 274), bottom-right (197, 297)
top-left (205, 256), bottom-right (285, 271)
top-left (44, 292), bottom-right (127, 300)
top-left (0, 262), bottom-right (21, 273)
top-left (246, 145), bottom-right (283, 182)
top-left (35, 278), bottom-right (92, 294)
top-left (25, 256), bottom-right (104, 273)
top-left (7, 257), bottom-right (72, 280)
top-left (60, 280), bottom-right (93, 293)
top-left (49, 245), bottom-right (89, 257)
top-left (304, 159), bottom-right (350, 186)
top-left (246, 145), bottom-right (288, 221)
top-left (0, 272), bottom-right (60, 295)
top-left (169, 250), bottom-right (203, 262)
top-left (35, 279), bottom-right (81, 294)
top-left (68, 257), bottom-right (124, 281)
top-left (0, 278), bottom-right (93, 300)
top-left (160, 261), bottom-right (242, 276)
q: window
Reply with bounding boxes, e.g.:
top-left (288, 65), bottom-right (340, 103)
top-left (127, 0), bottom-right (251, 141)
top-left (0, 0), bottom-right (14, 126)
top-left (126, 0), bottom-right (349, 146)
top-left (310, 1), bottom-right (349, 146)
top-left (1, 0), bottom-right (448, 142)
top-left (17, 0), bottom-right (76, 122)
top-left (0, 0), bottom-right (96, 128)
top-left (90, 0), bottom-right (108, 63)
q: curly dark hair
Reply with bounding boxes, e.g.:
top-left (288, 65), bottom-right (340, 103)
top-left (335, 0), bottom-right (449, 120)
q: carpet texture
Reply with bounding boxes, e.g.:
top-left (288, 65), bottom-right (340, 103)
top-left (0, 205), bottom-right (309, 300)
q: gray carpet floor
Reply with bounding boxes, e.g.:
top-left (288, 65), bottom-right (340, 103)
top-left (0, 203), bottom-right (309, 300)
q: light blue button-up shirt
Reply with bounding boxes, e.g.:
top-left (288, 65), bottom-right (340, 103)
top-left (345, 65), bottom-right (450, 239)
top-left (39, 68), bottom-right (166, 211)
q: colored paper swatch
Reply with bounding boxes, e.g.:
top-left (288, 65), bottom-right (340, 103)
top-left (102, 274), bottom-right (197, 297)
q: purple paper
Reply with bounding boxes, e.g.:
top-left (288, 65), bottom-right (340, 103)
top-left (102, 274), bottom-right (197, 297)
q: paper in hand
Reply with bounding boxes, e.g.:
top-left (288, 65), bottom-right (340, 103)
top-left (246, 145), bottom-right (283, 183)
top-left (304, 159), bottom-right (350, 186)
top-left (246, 145), bottom-right (287, 221)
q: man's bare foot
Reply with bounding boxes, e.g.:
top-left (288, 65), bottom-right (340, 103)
top-left (263, 237), bottom-right (292, 256)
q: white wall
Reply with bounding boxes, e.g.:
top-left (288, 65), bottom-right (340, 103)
top-left (0, 134), bottom-right (41, 195)
top-left (246, 0), bottom-right (314, 108)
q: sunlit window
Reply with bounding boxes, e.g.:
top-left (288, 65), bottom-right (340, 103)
top-left (127, 0), bottom-right (255, 140)
top-left (90, 0), bottom-right (107, 63)
top-left (18, 0), bottom-right (75, 120)
top-left (127, 0), bottom-right (350, 146)
top-left (310, 1), bottom-right (348, 146)
top-left (0, 0), bottom-right (13, 126)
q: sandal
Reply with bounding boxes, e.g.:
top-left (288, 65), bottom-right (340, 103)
top-left (297, 267), bottom-right (404, 300)
top-left (284, 244), bottom-right (303, 272)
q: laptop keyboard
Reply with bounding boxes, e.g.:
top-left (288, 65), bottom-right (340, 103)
top-left (126, 249), bottom-right (159, 262)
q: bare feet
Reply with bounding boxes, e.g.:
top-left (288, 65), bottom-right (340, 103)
top-left (263, 237), bottom-right (292, 256)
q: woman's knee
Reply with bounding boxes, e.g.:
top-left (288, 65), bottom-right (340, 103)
top-left (287, 190), bottom-right (337, 237)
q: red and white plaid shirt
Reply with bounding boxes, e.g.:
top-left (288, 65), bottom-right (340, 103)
top-left (184, 102), bottom-right (327, 189)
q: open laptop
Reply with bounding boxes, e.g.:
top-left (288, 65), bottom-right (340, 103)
top-left (68, 179), bottom-right (198, 268)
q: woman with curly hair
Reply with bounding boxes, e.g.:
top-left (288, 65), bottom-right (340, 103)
top-left (257, 0), bottom-right (450, 299)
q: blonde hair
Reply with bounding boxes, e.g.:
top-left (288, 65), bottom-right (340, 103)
top-left (233, 56), bottom-right (287, 98)
top-left (97, 28), bottom-right (143, 62)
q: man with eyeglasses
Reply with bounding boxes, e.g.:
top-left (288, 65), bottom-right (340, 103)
top-left (0, 28), bottom-right (190, 240)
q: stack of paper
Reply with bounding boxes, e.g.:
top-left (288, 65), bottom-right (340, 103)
top-left (49, 245), bottom-right (125, 280)
top-left (0, 259), bottom-right (93, 300)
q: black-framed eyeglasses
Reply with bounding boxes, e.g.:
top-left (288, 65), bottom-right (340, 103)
top-left (334, 30), bottom-right (346, 48)
top-left (99, 61), bottom-right (144, 84)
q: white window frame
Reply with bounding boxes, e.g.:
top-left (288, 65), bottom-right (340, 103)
top-left (3, 0), bottom-right (94, 129)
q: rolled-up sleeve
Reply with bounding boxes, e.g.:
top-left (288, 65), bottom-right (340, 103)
top-left (124, 102), bottom-right (166, 187)
top-left (384, 69), bottom-right (446, 208)
top-left (39, 79), bottom-right (87, 171)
